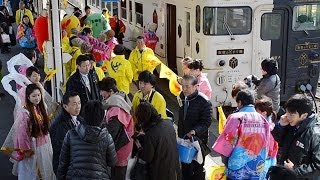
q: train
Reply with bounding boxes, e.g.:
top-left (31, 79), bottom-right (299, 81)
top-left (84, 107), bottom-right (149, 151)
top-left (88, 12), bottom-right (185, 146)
top-left (59, 0), bottom-right (320, 112)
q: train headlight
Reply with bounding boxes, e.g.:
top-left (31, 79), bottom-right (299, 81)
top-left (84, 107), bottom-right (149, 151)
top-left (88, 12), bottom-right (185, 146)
top-left (309, 51), bottom-right (319, 60)
top-left (217, 59), bottom-right (226, 67)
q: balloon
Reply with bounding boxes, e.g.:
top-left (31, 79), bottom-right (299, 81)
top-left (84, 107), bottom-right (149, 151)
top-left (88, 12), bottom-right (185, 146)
top-left (85, 13), bottom-right (111, 38)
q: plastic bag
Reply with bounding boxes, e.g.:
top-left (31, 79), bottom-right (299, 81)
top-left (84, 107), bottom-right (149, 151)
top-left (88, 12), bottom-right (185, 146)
top-left (208, 166), bottom-right (226, 180)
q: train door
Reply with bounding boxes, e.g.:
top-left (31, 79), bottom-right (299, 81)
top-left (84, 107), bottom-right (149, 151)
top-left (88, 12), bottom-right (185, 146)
top-left (254, 6), bottom-right (288, 98)
top-left (166, 4), bottom-right (177, 72)
top-left (183, 8), bottom-right (192, 58)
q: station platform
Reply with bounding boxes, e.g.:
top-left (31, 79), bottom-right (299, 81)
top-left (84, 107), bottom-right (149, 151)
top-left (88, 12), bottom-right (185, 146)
top-left (0, 45), bottom-right (223, 180)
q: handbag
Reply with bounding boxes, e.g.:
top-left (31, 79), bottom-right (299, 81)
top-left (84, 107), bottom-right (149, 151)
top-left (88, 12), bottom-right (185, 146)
top-left (130, 158), bottom-right (148, 180)
top-left (1, 33), bottom-right (11, 43)
top-left (195, 136), bottom-right (211, 157)
top-left (130, 144), bottom-right (148, 180)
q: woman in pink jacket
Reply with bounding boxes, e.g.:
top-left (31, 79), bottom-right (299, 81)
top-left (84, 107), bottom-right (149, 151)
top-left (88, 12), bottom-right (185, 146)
top-left (98, 77), bottom-right (134, 180)
top-left (188, 59), bottom-right (212, 99)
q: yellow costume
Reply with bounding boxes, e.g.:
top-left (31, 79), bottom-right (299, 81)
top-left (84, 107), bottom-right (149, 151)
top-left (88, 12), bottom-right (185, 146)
top-left (128, 46), bottom-right (160, 81)
top-left (106, 55), bottom-right (133, 94)
top-left (15, 8), bottom-right (34, 25)
top-left (132, 90), bottom-right (167, 123)
top-left (61, 15), bottom-right (80, 37)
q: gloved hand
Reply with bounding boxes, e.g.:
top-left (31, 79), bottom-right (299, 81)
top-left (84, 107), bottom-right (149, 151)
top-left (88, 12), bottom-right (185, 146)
top-left (244, 75), bottom-right (260, 87)
top-left (251, 75), bottom-right (261, 86)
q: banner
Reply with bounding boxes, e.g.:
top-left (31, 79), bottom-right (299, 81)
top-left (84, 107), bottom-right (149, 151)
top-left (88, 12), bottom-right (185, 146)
top-left (159, 63), bottom-right (182, 96)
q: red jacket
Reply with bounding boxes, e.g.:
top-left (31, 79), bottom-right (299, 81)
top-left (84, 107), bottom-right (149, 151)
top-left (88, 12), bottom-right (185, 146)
top-left (109, 17), bottom-right (126, 34)
top-left (34, 16), bottom-right (49, 53)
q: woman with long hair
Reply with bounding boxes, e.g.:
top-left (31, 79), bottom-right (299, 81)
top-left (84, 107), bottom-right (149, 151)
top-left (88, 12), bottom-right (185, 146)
top-left (1, 84), bottom-right (56, 179)
top-left (16, 15), bottom-right (36, 48)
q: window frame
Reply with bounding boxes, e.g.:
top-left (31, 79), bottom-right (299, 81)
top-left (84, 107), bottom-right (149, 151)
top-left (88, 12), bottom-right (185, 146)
top-left (135, 2), bottom-right (143, 27)
top-left (196, 5), bottom-right (201, 33)
top-left (260, 13), bottom-right (282, 41)
top-left (292, 4), bottom-right (320, 32)
top-left (129, 0), bottom-right (133, 23)
top-left (121, 0), bottom-right (127, 20)
top-left (202, 6), bottom-right (253, 36)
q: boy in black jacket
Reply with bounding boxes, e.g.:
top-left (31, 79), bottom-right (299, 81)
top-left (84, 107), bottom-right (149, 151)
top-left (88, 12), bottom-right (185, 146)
top-left (273, 94), bottom-right (320, 179)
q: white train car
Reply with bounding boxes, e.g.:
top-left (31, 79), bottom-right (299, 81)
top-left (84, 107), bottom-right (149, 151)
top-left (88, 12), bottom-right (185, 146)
top-left (68, 0), bottom-right (320, 113)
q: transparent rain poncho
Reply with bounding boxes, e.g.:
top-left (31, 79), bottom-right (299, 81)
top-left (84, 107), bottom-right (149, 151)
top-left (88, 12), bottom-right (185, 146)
top-left (1, 53), bottom-right (56, 179)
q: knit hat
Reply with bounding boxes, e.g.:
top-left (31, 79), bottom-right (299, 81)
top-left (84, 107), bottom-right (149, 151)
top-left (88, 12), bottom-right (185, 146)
top-left (113, 44), bottom-right (125, 55)
top-left (80, 42), bottom-right (93, 53)
top-left (261, 58), bottom-right (278, 75)
top-left (70, 36), bottom-right (83, 47)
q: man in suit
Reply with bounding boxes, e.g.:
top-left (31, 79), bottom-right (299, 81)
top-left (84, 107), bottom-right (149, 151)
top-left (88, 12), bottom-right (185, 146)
top-left (66, 54), bottom-right (101, 109)
top-left (49, 91), bottom-right (82, 174)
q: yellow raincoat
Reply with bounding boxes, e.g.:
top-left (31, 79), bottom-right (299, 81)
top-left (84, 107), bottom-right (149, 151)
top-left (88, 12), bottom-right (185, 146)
top-left (128, 46), bottom-right (160, 81)
top-left (94, 66), bottom-right (105, 81)
top-left (16, 8), bottom-right (34, 25)
top-left (65, 47), bottom-right (81, 79)
top-left (106, 55), bottom-right (133, 94)
top-left (132, 90), bottom-right (167, 123)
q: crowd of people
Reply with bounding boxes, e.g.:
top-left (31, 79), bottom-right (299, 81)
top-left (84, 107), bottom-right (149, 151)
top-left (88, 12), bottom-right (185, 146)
top-left (0, 1), bottom-right (320, 180)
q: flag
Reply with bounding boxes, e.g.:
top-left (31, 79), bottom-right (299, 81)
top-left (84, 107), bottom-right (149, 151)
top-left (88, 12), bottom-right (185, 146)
top-left (44, 69), bottom-right (57, 82)
top-left (169, 78), bottom-right (182, 96)
top-left (159, 63), bottom-right (175, 79)
top-left (160, 63), bottom-right (182, 96)
top-left (218, 106), bottom-right (227, 134)
top-left (143, 54), bottom-right (161, 73)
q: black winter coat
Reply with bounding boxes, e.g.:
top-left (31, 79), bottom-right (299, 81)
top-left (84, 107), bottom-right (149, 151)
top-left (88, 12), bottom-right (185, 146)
top-left (66, 69), bottom-right (101, 108)
top-left (49, 110), bottom-right (82, 174)
top-left (272, 113), bottom-right (320, 179)
top-left (178, 90), bottom-right (213, 143)
top-left (57, 124), bottom-right (117, 180)
top-left (141, 119), bottom-right (181, 180)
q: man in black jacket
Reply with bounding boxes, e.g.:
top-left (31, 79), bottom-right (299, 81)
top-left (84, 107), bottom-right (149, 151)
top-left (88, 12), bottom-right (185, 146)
top-left (57, 100), bottom-right (117, 180)
top-left (273, 94), bottom-right (320, 179)
top-left (177, 74), bottom-right (213, 180)
top-left (66, 54), bottom-right (101, 110)
top-left (49, 91), bottom-right (82, 174)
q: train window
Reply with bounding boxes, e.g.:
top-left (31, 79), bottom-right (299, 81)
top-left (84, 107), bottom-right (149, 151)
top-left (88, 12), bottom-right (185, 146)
top-left (129, 1), bottom-right (132, 23)
top-left (102, 2), bottom-right (106, 9)
top-left (196, 5), bottom-right (201, 33)
top-left (121, 0), bottom-right (127, 19)
top-left (261, 13), bottom-right (282, 40)
top-left (106, 3), bottom-right (112, 12)
top-left (203, 7), bottom-right (252, 35)
top-left (186, 11), bottom-right (191, 46)
top-left (113, 2), bottom-right (118, 15)
top-left (96, 0), bottom-right (100, 8)
top-left (292, 4), bottom-right (320, 31)
top-left (135, 2), bottom-right (143, 27)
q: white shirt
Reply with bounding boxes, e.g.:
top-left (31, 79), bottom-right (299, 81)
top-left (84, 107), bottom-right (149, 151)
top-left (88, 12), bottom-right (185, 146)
top-left (71, 115), bottom-right (80, 127)
top-left (80, 73), bottom-right (91, 92)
